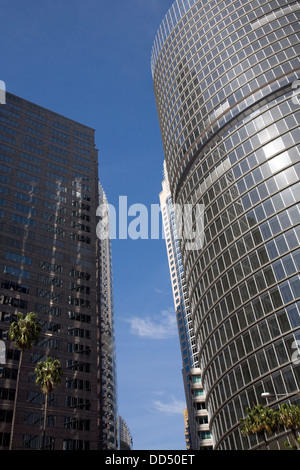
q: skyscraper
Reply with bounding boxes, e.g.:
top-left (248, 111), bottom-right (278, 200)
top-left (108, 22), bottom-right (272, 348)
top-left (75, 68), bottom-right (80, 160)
top-left (98, 183), bottom-right (119, 450)
top-left (0, 91), bottom-right (106, 449)
top-left (152, 0), bottom-right (300, 450)
top-left (159, 163), bottom-right (212, 450)
top-left (118, 416), bottom-right (133, 450)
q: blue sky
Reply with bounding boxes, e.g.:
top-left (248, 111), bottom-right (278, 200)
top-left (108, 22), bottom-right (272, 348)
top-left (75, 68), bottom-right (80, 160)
top-left (0, 0), bottom-right (188, 449)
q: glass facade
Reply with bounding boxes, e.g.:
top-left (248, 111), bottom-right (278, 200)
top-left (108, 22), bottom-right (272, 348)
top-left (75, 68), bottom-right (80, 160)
top-left (119, 416), bottom-right (133, 450)
top-left (0, 92), bottom-right (104, 449)
top-left (152, 0), bottom-right (300, 450)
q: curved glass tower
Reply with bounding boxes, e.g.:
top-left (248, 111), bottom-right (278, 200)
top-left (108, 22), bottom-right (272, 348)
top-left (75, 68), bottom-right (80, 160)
top-left (119, 416), bottom-right (133, 450)
top-left (152, 0), bottom-right (300, 450)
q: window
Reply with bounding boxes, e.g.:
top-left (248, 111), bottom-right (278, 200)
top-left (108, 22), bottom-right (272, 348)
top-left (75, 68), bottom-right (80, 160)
top-left (65, 396), bottom-right (90, 411)
top-left (68, 298), bottom-right (91, 308)
top-left (35, 305), bottom-right (61, 317)
top-left (16, 181), bottom-right (38, 194)
top-left (17, 171), bottom-right (39, 183)
top-left (67, 327), bottom-right (91, 339)
top-left (0, 163), bottom-right (11, 174)
top-left (0, 433), bottom-right (10, 447)
top-left (0, 296), bottom-right (27, 309)
top-left (63, 439), bottom-right (90, 450)
top-left (36, 289), bottom-right (60, 301)
top-left (3, 266), bottom-right (30, 279)
top-left (70, 283), bottom-right (90, 295)
top-left (23, 435), bottom-right (54, 450)
top-left (192, 375), bottom-right (202, 383)
top-left (68, 311), bottom-right (91, 323)
top-left (11, 214), bottom-right (35, 226)
top-left (14, 203), bottom-right (36, 215)
top-left (67, 343), bottom-right (91, 356)
top-left (15, 192), bottom-right (37, 204)
top-left (6, 251), bottom-right (32, 265)
top-left (25, 412), bottom-right (56, 427)
top-left (65, 378), bottom-right (91, 391)
top-left (200, 431), bottom-right (211, 440)
top-left (46, 171), bottom-right (66, 183)
top-left (40, 261), bottom-right (63, 273)
top-left (1, 280), bottom-right (29, 294)
top-left (64, 417), bottom-right (90, 431)
top-left (38, 275), bottom-right (62, 287)
top-left (48, 162), bottom-right (67, 174)
top-left (69, 269), bottom-right (91, 281)
top-left (198, 416), bottom-right (208, 424)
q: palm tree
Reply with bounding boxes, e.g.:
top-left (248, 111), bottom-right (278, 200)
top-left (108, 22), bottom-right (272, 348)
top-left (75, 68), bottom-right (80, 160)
top-left (277, 403), bottom-right (300, 450)
top-left (8, 311), bottom-right (41, 450)
top-left (34, 357), bottom-right (63, 450)
top-left (240, 404), bottom-right (279, 449)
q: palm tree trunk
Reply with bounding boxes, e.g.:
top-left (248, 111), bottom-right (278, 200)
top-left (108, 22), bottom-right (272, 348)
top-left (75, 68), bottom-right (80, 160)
top-left (260, 431), bottom-right (270, 450)
top-left (291, 428), bottom-right (300, 450)
top-left (9, 349), bottom-right (23, 450)
top-left (41, 392), bottom-right (48, 450)
top-left (264, 434), bottom-right (270, 450)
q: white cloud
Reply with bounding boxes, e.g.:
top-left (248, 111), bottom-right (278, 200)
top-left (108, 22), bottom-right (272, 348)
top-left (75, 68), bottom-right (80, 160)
top-left (151, 390), bottom-right (165, 396)
top-left (126, 308), bottom-right (177, 340)
top-left (154, 288), bottom-right (166, 294)
top-left (150, 396), bottom-right (186, 415)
